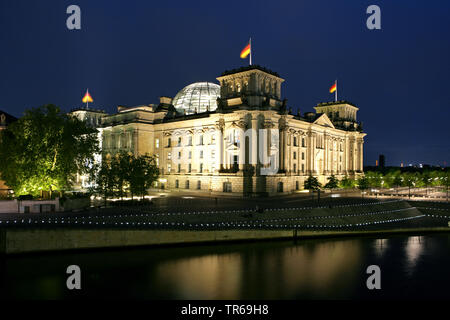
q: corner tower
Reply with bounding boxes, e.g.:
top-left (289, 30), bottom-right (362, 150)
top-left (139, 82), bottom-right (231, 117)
top-left (216, 65), bottom-right (285, 111)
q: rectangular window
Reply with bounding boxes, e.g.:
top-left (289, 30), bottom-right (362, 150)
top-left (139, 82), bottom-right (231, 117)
top-left (155, 138), bottom-right (159, 148)
top-left (178, 164), bottom-right (181, 173)
top-left (175, 180), bottom-right (179, 188)
top-left (188, 136), bottom-right (192, 146)
top-left (167, 152), bottom-right (171, 160)
top-left (197, 180), bottom-right (201, 190)
top-left (302, 138), bottom-right (305, 147)
top-left (302, 152), bottom-right (305, 160)
top-left (293, 163), bottom-right (297, 173)
top-left (185, 180), bottom-right (190, 189)
top-left (223, 182), bottom-right (232, 193)
top-left (293, 152), bottom-right (297, 160)
top-left (178, 151), bottom-right (182, 159)
top-left (178, 137), bottom-right (182, 146)
top-left (188, 164), bottom-right (192, 173)
top-left (302, 163), bottom-right (305, 172)
top-left (199, 163), bottom-right (203, 173)
top-left (188, 151), bottom-right (192, 159)
top-left (200, 150), bottom-right (203, 159)
top-left (167, 163), bottom-right (171, 173)
top-left (199, 135), bottom-right (204, 145)
top-left (167, 138), bottom-right (171, 147)
top-left (294, 136), bottom-right (298, 146)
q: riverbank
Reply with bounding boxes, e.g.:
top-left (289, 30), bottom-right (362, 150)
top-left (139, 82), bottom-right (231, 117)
top-left (1, 225), bottom-right (449, 254)
top-left (1, 198), bottom-right (448, 254)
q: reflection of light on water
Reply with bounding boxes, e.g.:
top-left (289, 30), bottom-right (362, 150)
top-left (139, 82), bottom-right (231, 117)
top-left (374, 238), bottom-right (389, 257)
top-left (155, 253), bottom-right (242, 299)
top-left (154, 240), bottom-right (363, 299)
top-left (405, 236), bottom-right (423, 274)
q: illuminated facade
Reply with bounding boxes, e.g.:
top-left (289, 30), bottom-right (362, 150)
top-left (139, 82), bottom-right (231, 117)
top-left (69, 108), bottom-right (105, 190)
top-left (100, 66), bottom-right (366, 196)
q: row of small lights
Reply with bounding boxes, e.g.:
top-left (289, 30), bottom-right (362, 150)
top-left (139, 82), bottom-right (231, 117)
top-left (1, 201), bottom-right (447, 228)
top-left (224, 207), bottom-right (417, 225)
top-left (0, 209), bottom-right (427, 229)
top-left (0, 200), bottom-right (425, 226)
top-left (81, 199), bottom-right (404, 220)
top-left (0, 214), bottom-right (426, 230)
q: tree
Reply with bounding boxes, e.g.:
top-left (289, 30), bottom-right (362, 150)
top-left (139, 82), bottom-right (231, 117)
top-left (340, 176), bottom-right (355, 189)
top-left (90, 153), bottom-right (159, 204)
top-left (421, 171), bottom-right (432, 196)
top-left (0, 105), bottom-right (98, 196)
top-left (357, 176), bottom-right (369, 198)
top-left (324, 175), bottom-right (339, 193)
top-left (89, 159), bottom-right (116, 207)
top-left (129, 155), bottom-right (159, 200)
top-left (402, 172), bottom-right (417, 198)
top-left (366, 171), bottom-right (382, 188)
top-left (304, 175), bottom-right (321, 191)
top-left (440, 171), bottom-right (450, 202)
top-left (304, 175), bottom-right (322, 202)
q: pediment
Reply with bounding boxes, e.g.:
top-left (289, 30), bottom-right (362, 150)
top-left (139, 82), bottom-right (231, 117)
top-left (313, 113), bottom-right (335, 128)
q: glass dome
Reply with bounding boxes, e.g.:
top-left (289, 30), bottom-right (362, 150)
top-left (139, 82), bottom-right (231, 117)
top-left (172, 82), bottom-right (220, 115)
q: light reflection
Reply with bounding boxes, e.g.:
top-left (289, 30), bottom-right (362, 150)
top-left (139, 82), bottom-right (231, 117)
top-left (405, 236), bottom-right (424, 274)
top-left (374, 238), bottom-right (389, 257)
top-left (154, 240), bottom-right (362, 299)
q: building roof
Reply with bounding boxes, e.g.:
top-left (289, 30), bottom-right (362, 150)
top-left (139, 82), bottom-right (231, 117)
top-left (0, 110), bottom-right (18, 126)
top-left (220, 65), bottom-right (280, 78)
top-left (69, 107), bottom-right (107, 114)
top-left (315, 100), bottom-right (358, 108)
top-left (172, 82), bottom-right (220, 115)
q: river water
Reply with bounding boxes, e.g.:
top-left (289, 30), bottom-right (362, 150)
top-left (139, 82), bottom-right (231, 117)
top-left (1, 233), bottom-right (450, 299)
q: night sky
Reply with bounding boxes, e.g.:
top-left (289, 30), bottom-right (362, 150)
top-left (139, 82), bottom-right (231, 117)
top-left (1, 0), bottom-right (449, 166)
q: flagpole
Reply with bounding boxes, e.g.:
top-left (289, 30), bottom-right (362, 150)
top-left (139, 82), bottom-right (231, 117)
top-left (249, 37), bottom-right (252, 66)
top-left (335, 80), bottom-right (337, 102)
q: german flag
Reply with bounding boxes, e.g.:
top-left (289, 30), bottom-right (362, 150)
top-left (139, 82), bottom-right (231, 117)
top-left (82, 89), bottom-right (93, 103)
top-left (329, 82), bottom-right (337, 93)
top-left (240, 42), bottom-right (251, 59)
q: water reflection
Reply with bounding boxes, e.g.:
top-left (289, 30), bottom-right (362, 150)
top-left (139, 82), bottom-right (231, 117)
top-left (2, 234), bottom-right (450, 299)
top-left (374, 238), bottom-right (389, 257)
top-left (404, 236), bottom-right (424, 275)
top-left (153, 240), bottom-right (362, 299)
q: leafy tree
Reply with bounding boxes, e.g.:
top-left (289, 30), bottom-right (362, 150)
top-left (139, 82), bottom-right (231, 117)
top-left (324, 175), bottom-right (339, 191)
top-left (89, 159), bottom-right (116, 206)
top-left (90, 153), bottom-right (159, 203)
top-left (357, 176), bottom-right (369, 198)
top-left (129, 155), bottom-right (159, 200)
top-left (339, 176), bottom-right (355, 189)
top-left (304, 175), bottom-right (322, 202)
top-left (115, 152), bottom-right (133, 200)
top-left (0, 105), bottom-right (98, 196)
top-left (440, 171), bottom-right (450, 202)
top-left (304, 175), bottom-right (321, 191)
top-left (421, 171), bottom-right (432, 195)
top-left (392, 171), bottom-right (403, 193)
top-left (402, 172), bottom-right (417, 198)
top-left (366, 171), bottom-right (382, 188)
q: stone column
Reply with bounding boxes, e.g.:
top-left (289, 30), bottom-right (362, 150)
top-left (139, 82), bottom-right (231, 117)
top-left (238, 122), bottom-right (246, 171)
top-left (359, 139), bottom-right (364, 172)
top-left (215, 120), bottom-right (225, 171)
top-left (323, 134), bottom-right (328, 174)
top-left (251, 117), bottom-right (258, 167)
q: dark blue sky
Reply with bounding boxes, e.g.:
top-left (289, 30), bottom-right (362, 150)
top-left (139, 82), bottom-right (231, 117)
top-left (1, 0), bottom-right (449, 166)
